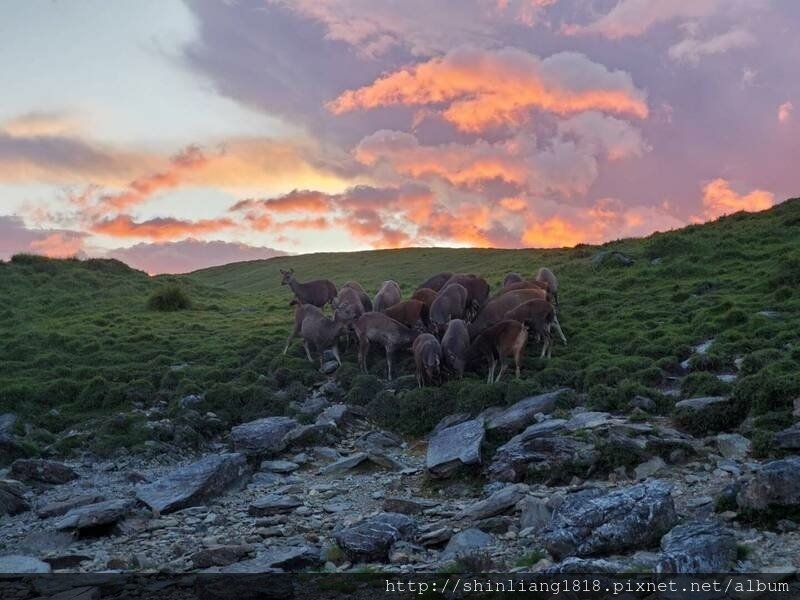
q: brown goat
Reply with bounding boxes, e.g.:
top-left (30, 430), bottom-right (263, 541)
top-left (413, 333), bottom-right (442, 387)
top-left (416, 272), bottom-right (453, 292)
top-left (490, 279), bottom-right (551, 302)
top-left (441, 318), bottom-right (469, 379)
top-left (354, 312), bottom-right (419, 380)
top-left (441, 274), bottom-right (490, 318)
top-left (383, 299), bottom-right (431, 330)
top-left (342, 281), bottom-right (373, 312)
top-left (536, 267), bottom-right (559, 306)
top-left (280, 268), bottom-right (337, 307)
top-left (411, 287), bottom-right (438, 310)
top-left (333, 286), bottom-right (368, 349)
top-left (468, 288), bottom-right (547, 339)
top-left (291, 304), bottom-right (355, 365)
top-left (466, 319), bottom-right (529, 383)
top-left (373, 280), bottom-right (402, 312)
top-left (283, 301), bottom-right (320, 355)
top-left (504, 299), bottom-right (567, 358)
top-left (502, 272), bottom-right (524, 287)
top-left (429, 283), bottom-right (468, 330)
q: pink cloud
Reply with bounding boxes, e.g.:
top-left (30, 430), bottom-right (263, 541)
top-left (698, 178), bottom-right (774, 220)
top-left (778, 101), bottom-right (794, 123)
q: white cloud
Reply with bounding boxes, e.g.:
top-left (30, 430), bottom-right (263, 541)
top-left (668, 28), bottom-right (756, 64)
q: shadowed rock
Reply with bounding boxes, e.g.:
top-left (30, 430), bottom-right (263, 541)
top-left (426, 419), bottom-right (484, 478)
top-left (457, 483), bottom-right (528, 521)
top-left (737, 457), bottom-right (800, 511)
top-left (0, 479), bottom-right (29, 516)
top-left (230, 417), bottom-right (298, 456)
top-left (10, 459), bottom-right (78, 485)
top-left (191, 544), bottom-right (253, 569)
top-left (37, 494), bottom-right (105, 519)
top-left (0, 555), bottom-right (52, 573)
top-left (441, 528), bottom-right (493, 561)
top-left (656, 520), bottom-right (737, 573)
top-left (211, 545), bottom-right (321, 572)
top-left (334, 513), bottom-right (416, 562)
top-left (248, 494), bottom-right (303, 517)
top-left (54, 499), bottom-right (134, 532)
top-left (485, 389), bottom-right (570, 434)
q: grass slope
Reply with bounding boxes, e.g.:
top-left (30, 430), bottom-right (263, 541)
top-left (2, 199), bottom-right (799, 456)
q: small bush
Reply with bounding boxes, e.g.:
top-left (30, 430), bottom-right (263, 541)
top-left (681, 372), bottom-right (732, 398)
top-left (147, 285), bottom-right (192, 311)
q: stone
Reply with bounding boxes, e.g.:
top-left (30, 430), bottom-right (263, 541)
top-left (259, 460), bottom-right (299, 474)
top-left (541, 481), bottom-right (678, 560)
top-left (716, 433), bottom-right (751, 459)
top-left (10, 459), bottom-right (78, 485)
top-left (673, 396), bottom-right (744, 435)
top-left (657, 520), bottom-right (737, 573)
top-left (518, 496), bottom-right (551, 532)
top-left (0, 433), bottom-right (29, 466)
top-left (43, 554), bottom-right (93, 570)
top-left (426, 418), bottom-right (484, 478)
top-left (548, 557), bottom-right (635, 573)
top-left (634, 456), bottom-right (667, 480)
top-left (320, 451), bottom-right (402, 474)
top-left (457, 483), bottom-right (528, 521)
top-left (592, 250), bottom-right (634, 267)
top-left (0, 554), bottom-right (52, 573)
top-left (37, 494), bottom-right (106, 519)
top-left (248, 495), bottom-right (303, 517)
top-left (737, 457), bottom-right (800, 511)
top-left (230, 417), bottom-right (298, 456)
top-left (191, 545), bottom-right (253, 568)
top-left (432, 413), bottom-right (471, 435)
top-left (388, 541), bottom-right (427, 565)
top-left (674, 396), bottom-right (729, 411)
top-left (135, 453), bottom-right (250, 514)
top-left (774, 424), bottom-right (800, 450)
top-left (485, 389), bottom-right (569, 434)
top-left (441, 528), bottom-right (493, 561)
top-left (565, 411), bottom-right (612, 431)
top-left (316, 404), bottom-right (356, 427)
top-left (355, 430), bottom-right (403, 451)
top-left (334, 513), bottom-right (416, 562)
top-left (290, 395), bottom-right (330, 418)
top-left (418, 526), bottom-right (452, 546)
top-left (628, 395), bottom-right (656, 412)
top-left (0, 479), bottom-right (29, 516)
top-left (283, 423), bottom-right (338, 448)
top-left (0, 413), bottom-right (16, 435)
top-left (382, 497), bottom-right (438, 515)
top-left (214, 545), bottom-right (321, 572)
top-left (54, 499), bottom-right (134, 532)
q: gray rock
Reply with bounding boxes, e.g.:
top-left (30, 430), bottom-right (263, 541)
top-left (657, 520), bottom-right (737, 573)
top-left (259, 460), bottom-right (299, 474)
top-left (441, 528), bottom-right (493, 561)
top-left (0, 433), bottom-right (29, 466)
top-left (774, 424), bottom-right (800, 450)
top-left (426, 419), bottom-right (484, 478)
top-left (0, 554), bottom-right (52, 573)
top-left (334, 513), bottom-right (416, 562)
top-left (674, 396), bottom-right (728, 411)
top-left (457, 483), bottom-right (528, 521)
top-left (214, 545), bottom-right (321, 572)
top-left (0, 479), bottom-right (29, 516)
top-left (634, 456), bottom-right (667, 480)
top-left (737, 457), bottom-right (800, 511)
top-left (230, 417), bottom-right (298, 456)
top-left (355, 430), bottom-right (403, 451)
top-left (628, 395), bottom-right (656, 412)
top-left (418, 526), bottom-right (452, 546)
top-left (283, 423), bottom-right (338, 448)
top-left (0, 413), bottom-right (16, 435)
top-left (565, 411), bottom-right (612, 431)
top-left (10, 459), bottom-right (78, 485)
top-left (135, 453), bottom-right (250, 514)
top-left (191, 545), bottom-right (253, 568)
top-left (248, 494), bottom-right (303, 516)
top-left (382, 497), bottom-right (439, 515)
top-left (54, 499), bottom-right (134, 532)
top-left (485, 389), bottom-right (569, 434)
top-left (37, 494), bottom-right (105, 519)
top-left (548, 557), bottom-right (635, 573)
top-left (316, 404), bottom-right (357, 427)
top-left (289, 395), bottom-right (330, 417)
top-left (541, 481), bottom-right (678, 559)
top-left (321, 451), bottom-right (402, 475)
top-left (592, 251), bottom-right (634, 267)
top-left (716, 433), bottom-right (751, 459)
top-left (518, 496), bottom-right (552, 531)
top-left (432, 413), bottom-right (472, 435)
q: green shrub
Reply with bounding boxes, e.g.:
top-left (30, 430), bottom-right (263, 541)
top-left (147, 285), bottom-right (192, 311)
top-left (367, 387), bottom-right (454, 436)
top-left (681, 372), bottom-right (732, 398)
top-left (344, 374), bottom-right (384, 406)
top-left (739, 349), bottom-right (783, 376)
top-left (733, 363), bottom-right (800, 415)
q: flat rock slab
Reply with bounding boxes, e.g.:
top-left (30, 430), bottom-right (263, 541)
top-left (0, 554), bottom-right (52, 573)
top-left (441, 528), bottom-right (493, 561)
top-left (54, 499), bottom-right (134, 532)
top-left (10, 459), bottom-right (78, 485)
top-left (737, 457), bottom-right (800, 511)
top-left (213, 545), bottom-right (321, 572)
top-left (248, 494), bottom-right (303, 517)
top-left (0, 479), bottom-right (29, 516)
top-left (230, 417), bottom-right (298, 456)
top-left (657, 520), bottom-right (737, 573)
top-left (382, 497), bottom-right (439, 515)
top-left (37, 494), bottom-right (106, 519)
top-left (426, 419), bottom-right (484, 478)
top-left (283, 423), bottom-right (338, 448)
top-left (541, 480), bottom-right (677, 560)
top-left (320, 451), bottom-right (403, 474)
top-left (335, 512), bottom-right (416, 563)
top-left (485, 389), bottom-right (569, 434)
top-left (774, 424), bottom-right (800, 450)
top-left (716, 433), bottom-right (751, 459)
top-left (135, 453), bottom-right (250, 514)
top-left (259, 460), bottom-right (299, 474)
top-left (191, 545), bottom-right (253, 569)
top-left (674, 396), bottom-right (728, 411)
top-left (457, 483), bottom-right (528, 521)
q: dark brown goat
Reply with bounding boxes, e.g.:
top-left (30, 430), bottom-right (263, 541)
top-left (283, 302), bottom-right (320, 355)
top-left (466, 319), bottom-right (529, 383)
top-left (383, 299), bottom-right (431, 330)
top-left (354, 312), bottom-right (420, 380)
top-left (441, 274), bottom-right (490, 317)
top-left (411, 287), bottom-right (438, 310)
top-left (416, 272), bottom-right (453, 292)
top-left (342, 281), bottom-right (373, 312)
top-left (441, 318), bottom-right (469, 379)
top-left (429, 283), bottom-right (468, 330)
top-left (280, 268), bottom-right (337, 307)
top-left (504, 299), bottom-right (566, 358)
top-left (536, 267), bottom-right (559, 306)
top-left (413, 333), bottom-right (442, 387)
top-left (468, 288), bottom-right (547, 339)
top-left (502, 272), bottom-right (524, 287)
top-left (490, 279), bottom-right (551, 301)
top-left (373, 280), bottom-right (402, 312)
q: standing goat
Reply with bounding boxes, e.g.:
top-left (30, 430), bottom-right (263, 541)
top-left (291, 304), bottom-right (355, 365)
top-left (342, 281), bottom-right (373, 312)
top-left (354, 312), bottom-right (419, 380)
top-left (383, 299), bottom-right (431, 330)
top-left (441, 318), bottom-right (469, 379)
top-left (413, 333), bottom-right (442, 387)
top-left (468, 288), bottom-right (546, 339)
top-left (373, 280), bottom-right (402, 312)
top-left (280, 268), bottom-right (337, 307)
top-left (504, 299), bottom-right (566, 358)
top-left (466, 319), bottom-right (529, 383)
top-left (429, 283), bottom-right (468, 332)
top-left (535, 267), bottom-right (559, 306)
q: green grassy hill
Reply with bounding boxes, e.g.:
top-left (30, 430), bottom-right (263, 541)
top-left (2, 199), bottom-right (799, 456)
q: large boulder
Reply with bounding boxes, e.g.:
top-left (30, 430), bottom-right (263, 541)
top-left (282, 423), bottom-right (338, 448)
top-left (774, 424), bottom-right (800, 450)
top-left (54, 499), bottom-right (134, 533)
top-left (457, 483), bottom-right (528, 521)
top-left (656, 520), bottom-right (737, 573)
top-left (334, 513), bottom-right (416, 563)
top-left (673, 397), bottom-right (745, 435)
top-left (541, 481), bottom-right (678, 560)
top-left (0, 479), bottom-right (29, 516)
top-left (213, 545), bottom-right (321, 572)
top-left (426, 419), bottom-right (484, 478)
top-left (230, 417), bottom-right (298, 456)
top-left (737, 457), bottom-right (800, 512)
top-left (135, 453), bottom-right (250, 514)
top-left (0, 555), bottom-right (52, 573)
top-left (37, 494), bottom-right (105, 519)
top-left (10, 459), bottom-right (78, 485)
top-left (485, 390), bottom-right (570, 435)
top-left (441, 528), bottom-right (493, 561)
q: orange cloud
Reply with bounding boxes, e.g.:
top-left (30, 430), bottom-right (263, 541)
top-left (230, 190), bottom-right (331, 214)
top-left (91, 215), bottom-right (235, 240)
top-left (28, 232), bottom-right (86, 258)
top-left (328, 47), bottom-right (648, 132)
top-left (699, 178), bottom-right (774, 219)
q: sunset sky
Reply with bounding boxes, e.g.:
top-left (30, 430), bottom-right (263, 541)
top-left (1, 0), bottom-right (798, 273)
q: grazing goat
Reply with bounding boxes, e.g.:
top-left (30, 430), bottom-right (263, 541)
top-left (383, 299), bottom-right (431, 330)
top-left (441, 274), bottom-right (490, 318)
top-left (504, 299), bottom-right (567, 358)
top-left (373, 280), bottom-right (402, 312)
top-left (342, 281), bottom-right (373, 312)
top-left (466, 319), bottom-right (529, 383)
top-left (441, 318), bottom-right (469, 379)
top-left (283, 301), bottom-right (320, 355)
top-left (536, 267), bottom-right (559, 306)
top-left (411, 287), bottom-right (438, 310)
top-left (354, 312), bottom-right (419, 380)
top-left (416, 272), bottom-right (453, 292)
top-left (468, 288), bottom-right (547, 339)
top-left (291, 304), bottom-right (355, 365)
top-left (280, 268), bottom-right (337, 307)
top-left (502, 272), bottom-right (524, 287)
top-left (429, 283), bottom-right (468, 331)
top-left (333, 286), bottom-right (368, 349)
top-left (413, 333), bottom-right (442, 387)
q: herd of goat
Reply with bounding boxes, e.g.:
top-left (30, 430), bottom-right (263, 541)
top-left (280, 268), bottom-right (567, 386)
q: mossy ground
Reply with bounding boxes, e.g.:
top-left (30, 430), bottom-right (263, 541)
top-left (2, 200), bottom-right (799, 455)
